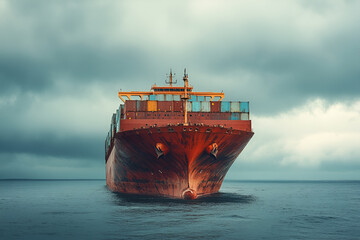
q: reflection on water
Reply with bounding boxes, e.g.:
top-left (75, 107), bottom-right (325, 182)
top-left (110, 190), bottom-right (256, 205)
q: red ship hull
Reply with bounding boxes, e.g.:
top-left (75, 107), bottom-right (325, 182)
top-left (106, 124), bottom-right (253, 199)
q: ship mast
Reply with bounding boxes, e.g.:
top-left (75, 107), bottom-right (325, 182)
top-left (182, 68), bottom-right (190, 125)
top-left (165, 69), bottom-right (177, 87)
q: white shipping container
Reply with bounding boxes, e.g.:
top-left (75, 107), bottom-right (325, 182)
top-left (200, 101), bottom-right (210, 112)
top-left (186, 102), bottom-right (192, 112)
top-left (165, 94), bottom-right (173, 101)
top-left (240, 113), bottom-right (249, 120)
top-left (157, 94), bottom-right (165, 101)
top-left (230, 101), bottom-right (241, 112)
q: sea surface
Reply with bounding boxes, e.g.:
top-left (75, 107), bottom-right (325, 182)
top-left (0, 180), bottom-right (359, 240)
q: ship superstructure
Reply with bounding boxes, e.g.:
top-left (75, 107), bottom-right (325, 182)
top-left (105, 70), bottom-right (253, 199)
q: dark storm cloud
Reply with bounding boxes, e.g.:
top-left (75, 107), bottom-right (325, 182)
top-left (0, 0), bottom-right (151, 95)
top-left (2, 0), bottom-right (359, 108)
top-left (0, 133), bottom-right (103, 160)
top-left (1, 0), bottom-right (360, 179)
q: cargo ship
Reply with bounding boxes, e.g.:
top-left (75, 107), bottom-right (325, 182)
top-left (105, 69), bottom-right (254, 199)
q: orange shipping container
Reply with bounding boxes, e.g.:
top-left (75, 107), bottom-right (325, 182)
top-left (147, 101), bottom-right (157, 112)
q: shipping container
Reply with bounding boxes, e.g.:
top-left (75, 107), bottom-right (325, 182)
top-left (192, 101), bottom-right (201, 112)
top-left (112, 113), bottom-right (116, 125)
top-left (116, 118), bottom-right (120, 133)
top-left (231, 112), bottom-right (240, 120)
top-left (230, 101), bottom-right (241, 112)
top-left (197, 96), bottom-right (205, 101)
top-left (200, 101), bottom-right (210, 112)
top-left (137, 101), bottom-right (147, 111)
top-left (149, 95), bottom-right (156, 100)
top-left (157, 101), bottom-right (173, 112)
top-left (157, 94), bottom-right (165, 101)
top-left (147, 101), bottom-right (157, 112)
top-left (210, 101), bottom-right (221, 112)
top-left (189, 95), bottom-right (196, 102)
top-left (221, 101), bottom-right (231, 112)
top-left (240, 113), bottom-right (249, 120)
top-left (197, 96), bottom-right (205, 102)
top-left (240, 102), bottom-right (249, 113)
top-left (135, 112), bottom-right (146, 119)
top-left (125, 100), bottom-right (137, 112)
top-left (209, 112), bottom-right (218, 120)
top-left (126, 112), bottom-right (136, 119)
top-left (165, 94), bottom-right (173, 101)
top-left (115, 110), bottom-right (119, 132)
top-left (173, 95), bottom-right (181, 101)
top-left (120, 104), bottom-right (124, 119)
top-left (186, 101), bottom-right (192, 112)
top-left (173, 101), bottom-right (184, 112)
top-left (224, 112), bottom-right (232, 120)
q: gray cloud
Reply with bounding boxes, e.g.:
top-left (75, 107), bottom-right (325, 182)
top-left (0, 134), bottom-right (103, 160)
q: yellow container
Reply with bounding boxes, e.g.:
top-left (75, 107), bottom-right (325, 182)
top-left (147, 101), bottom-right (157, 112)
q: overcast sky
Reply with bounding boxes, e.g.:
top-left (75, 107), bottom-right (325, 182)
top-left (1, 0), bottom-right (359, 180)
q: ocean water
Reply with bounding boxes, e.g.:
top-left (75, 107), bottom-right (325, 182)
top-left (0, 180), bottom-right (359, 240)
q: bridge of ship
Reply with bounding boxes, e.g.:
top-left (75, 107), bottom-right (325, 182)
top-left (118, 85), bottom-right (224, 102)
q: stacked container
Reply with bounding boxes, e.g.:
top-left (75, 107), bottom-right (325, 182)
top-left (186, 102), bottom-right (192, 112)
top-left (125, 100), bottom-right (137, 112)
top-left (174, 101), bottom-right (183, 112)
top-left (200, 101), bottom-right (210, 112)
top-left (230, 102), bottom-right (240, 112)
top-left (147, 101), bottom-right (157, 111)
top-left (210, 101), bottom-right (221, 112)
top-left (192, 101), bottom-right (201, 112)
top-left (221, 101), bottom-right (231, 112)
top-left (157, 101), bottom-right (173, 112)
top-left (157, 94), bottom-right (165, 101)
top-left (121, 99), bottom-right (249, 121)
top-left (137, 101), bottom-right (147, 111)
top-left (165, 95), bottom-right (173, 101)
top-left (197, 96), bottom-right (205, 101)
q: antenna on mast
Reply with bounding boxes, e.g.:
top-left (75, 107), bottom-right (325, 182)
top-left (181, 68), bottom-right (190, 125)
top-left (165, 69), bottom-right (177, 86)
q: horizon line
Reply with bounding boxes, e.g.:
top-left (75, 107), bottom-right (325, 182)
top-left (0, 178), bottom-right (359, 182)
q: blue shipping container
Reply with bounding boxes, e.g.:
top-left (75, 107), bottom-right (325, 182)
top-left (240, 102), bottom-right (249, 112)
top-left (197, 96), bottom-right (205, 101)
top-left (149, 95), bottom-right (156, 100)
top-left (231, 112), bottom-right (240, 120)
top-left (192, 101), bottom-right (201, 112)
top-left (221, 101), bottom-right (231, 112)
top-left (173, 95), bottom-right (181, 101)
top-left (189, 95), bottom-right (197, 102)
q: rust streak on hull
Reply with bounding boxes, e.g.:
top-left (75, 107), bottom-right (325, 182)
top-left (106, 125), bottom-right (253, 199)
